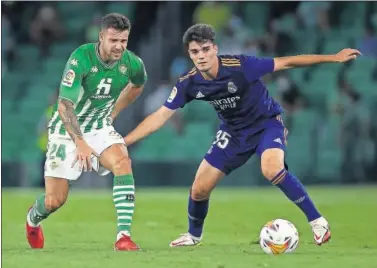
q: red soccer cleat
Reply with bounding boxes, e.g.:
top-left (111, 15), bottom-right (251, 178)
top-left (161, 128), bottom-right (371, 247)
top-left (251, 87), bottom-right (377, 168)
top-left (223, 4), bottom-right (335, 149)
top-left (114, 234), bottom-right (141, 251)
top-left (26, 207), bottom-right (44, 249)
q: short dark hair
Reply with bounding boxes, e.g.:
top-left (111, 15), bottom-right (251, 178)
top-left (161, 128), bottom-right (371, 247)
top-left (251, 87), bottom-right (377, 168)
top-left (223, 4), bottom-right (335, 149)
top-left (182, 24), bottom-right (216, 47)
top-left (101, 13), bottom-right (131, 31)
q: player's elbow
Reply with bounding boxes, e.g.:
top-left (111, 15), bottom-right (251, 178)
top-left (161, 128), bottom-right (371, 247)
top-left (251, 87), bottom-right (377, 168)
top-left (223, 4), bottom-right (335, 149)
top-left (57, 100), bottom-right (67, 115)
top-left (273, 58), bottom-right (292, 71)
top-left (58, 98), bottom-right (74, 112)
top-left (135, 85), bottom-right (144, 95)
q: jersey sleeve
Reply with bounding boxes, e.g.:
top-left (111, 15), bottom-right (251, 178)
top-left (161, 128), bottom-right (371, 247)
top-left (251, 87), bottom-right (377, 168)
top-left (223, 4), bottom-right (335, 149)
top-left (163, 81), bottom-right (192, 110)
top-left (240, 55), bottom-right (275, 82)
top-left (129, 56), bottom-right (148, 86)
top-left (59, 47), bottom-right (88, 104)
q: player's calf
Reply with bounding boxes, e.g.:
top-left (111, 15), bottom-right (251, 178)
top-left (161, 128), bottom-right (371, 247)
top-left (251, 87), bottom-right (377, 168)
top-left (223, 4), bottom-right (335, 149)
top-left (27, 177), bottom-right (69, 226)
top-left (181, 159), bottom-right (224, 243)
top-left (100, 144), bottom-right (140, 250)
top-left (45, 192), bottom-right (67, 212)
top-left (261, 149), bottom-right (330, 245)
top-left (26, 177), bottom-right (69, 249)
top-left (110, 156), bottom-right (135, 238)
top-left (261, 149), bottom-right (322, 223)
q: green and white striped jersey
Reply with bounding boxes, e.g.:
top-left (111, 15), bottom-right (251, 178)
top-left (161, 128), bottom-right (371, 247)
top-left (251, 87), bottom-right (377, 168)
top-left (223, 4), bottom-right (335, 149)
top-left (48, 43), bottom-right (147, 136)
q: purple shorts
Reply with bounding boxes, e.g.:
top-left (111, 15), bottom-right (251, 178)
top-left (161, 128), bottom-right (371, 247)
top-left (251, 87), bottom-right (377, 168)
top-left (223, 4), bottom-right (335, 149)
top-left (204, 115), bottom-right (288, 174)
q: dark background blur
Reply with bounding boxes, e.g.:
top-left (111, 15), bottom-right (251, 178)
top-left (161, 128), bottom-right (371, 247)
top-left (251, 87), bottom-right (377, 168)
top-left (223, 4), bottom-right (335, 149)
top-left (2, 1), bottom-right (377, 188)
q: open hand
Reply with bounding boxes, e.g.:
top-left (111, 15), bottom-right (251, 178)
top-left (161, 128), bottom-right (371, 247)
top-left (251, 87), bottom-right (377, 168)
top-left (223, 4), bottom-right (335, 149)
top-left (72, 139), bottom-right (99, 172)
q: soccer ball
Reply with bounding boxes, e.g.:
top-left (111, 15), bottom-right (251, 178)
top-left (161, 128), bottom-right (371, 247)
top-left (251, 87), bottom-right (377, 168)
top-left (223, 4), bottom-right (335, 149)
top-left (259, 219), bottom-right (299, 254)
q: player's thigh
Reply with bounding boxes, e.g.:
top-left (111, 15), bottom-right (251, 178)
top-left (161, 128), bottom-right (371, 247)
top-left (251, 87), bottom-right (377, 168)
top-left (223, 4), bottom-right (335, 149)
top-left (86, 127), bottom-right (129, 176)
top-left (44, 136), bottom-right (82, 181)
top-left (99, 143), bottom-right (131, 176)
top-left (257, 124), bottom-right (288, 180)
top-left (44, 176), bottom-right (70, 210)
top-left (204, 128), bottom-right (254, 176)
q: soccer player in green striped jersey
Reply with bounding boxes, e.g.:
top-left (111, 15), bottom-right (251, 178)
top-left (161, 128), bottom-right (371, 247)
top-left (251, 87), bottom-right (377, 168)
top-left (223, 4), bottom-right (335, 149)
top-left (25, 13), bottom-right (147, 251)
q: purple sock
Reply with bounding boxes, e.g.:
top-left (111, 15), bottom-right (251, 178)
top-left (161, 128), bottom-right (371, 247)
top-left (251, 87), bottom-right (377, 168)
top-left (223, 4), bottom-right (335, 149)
top-left (188, 195), bottom-right (209, 238)
top-left (272, 169), bottom-right (321, 222)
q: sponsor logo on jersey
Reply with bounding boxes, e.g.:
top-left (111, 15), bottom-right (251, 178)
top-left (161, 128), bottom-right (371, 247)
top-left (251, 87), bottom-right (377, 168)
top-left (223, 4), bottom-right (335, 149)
top-left (91, 95), bottom-right (112, 100)
top-left (70, 59), bottom-right (78, 66)
top-left (167, 87), bottom-right (177, 103)
top-left (119, 64), bottom-right (127, 75)
top-left (228, 81), bottom-right (238, 93)
top-left (209, 96), bottom-right (240, 110)
top-left (62, 69), bottom-right (75, 87)
top-left (92, 78), bottom-right (113, 99)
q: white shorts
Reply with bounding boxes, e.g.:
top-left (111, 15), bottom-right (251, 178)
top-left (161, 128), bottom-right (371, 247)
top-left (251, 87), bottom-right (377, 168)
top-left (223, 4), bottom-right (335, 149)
top-left (44, 126), bottom-right (125, 180)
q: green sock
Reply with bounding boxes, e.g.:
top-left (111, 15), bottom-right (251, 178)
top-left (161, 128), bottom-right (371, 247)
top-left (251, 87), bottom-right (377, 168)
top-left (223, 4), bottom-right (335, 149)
top-left (113, 174), bottom-right (135, 235)
top-left (28, 194), bottom-right (51, 226)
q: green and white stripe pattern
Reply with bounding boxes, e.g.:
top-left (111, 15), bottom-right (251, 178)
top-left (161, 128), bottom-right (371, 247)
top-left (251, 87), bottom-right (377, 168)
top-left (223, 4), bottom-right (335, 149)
top-left (113, 175), bottom-right (135, 234)
top-left (48, 96), bottom-right (115, 136)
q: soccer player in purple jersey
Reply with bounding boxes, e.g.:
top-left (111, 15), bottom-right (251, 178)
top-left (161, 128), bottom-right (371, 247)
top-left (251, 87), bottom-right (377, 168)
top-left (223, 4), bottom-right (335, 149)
top-left (124, 24), bottom-right (361, 247)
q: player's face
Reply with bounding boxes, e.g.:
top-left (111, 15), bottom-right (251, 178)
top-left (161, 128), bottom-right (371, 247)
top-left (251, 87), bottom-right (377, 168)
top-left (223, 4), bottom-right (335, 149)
top-left (100, 28), bottom-right (129, 61)
top-left (188, 41), bottom-right (218, 72)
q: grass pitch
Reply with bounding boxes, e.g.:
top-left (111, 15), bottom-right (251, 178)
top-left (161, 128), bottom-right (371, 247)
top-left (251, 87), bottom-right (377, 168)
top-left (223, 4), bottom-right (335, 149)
top-left (2, 186), bottom-right (377, 268)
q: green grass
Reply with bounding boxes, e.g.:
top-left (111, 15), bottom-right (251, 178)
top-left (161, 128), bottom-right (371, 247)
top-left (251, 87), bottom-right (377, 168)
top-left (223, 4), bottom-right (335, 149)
top-left (3, 186), bottom-right (377, 268)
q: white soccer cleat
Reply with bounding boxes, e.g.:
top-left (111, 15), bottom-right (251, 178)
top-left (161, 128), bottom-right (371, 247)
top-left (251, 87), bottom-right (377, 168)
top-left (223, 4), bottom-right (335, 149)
top-left (169, 233), bottom-right (202, 247)
top-left (310, 217), bottom-right (331, 245)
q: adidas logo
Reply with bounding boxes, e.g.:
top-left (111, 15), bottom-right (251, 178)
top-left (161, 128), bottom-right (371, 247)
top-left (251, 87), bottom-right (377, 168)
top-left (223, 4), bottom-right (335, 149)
top-left (196, 91), bottom-right (205, 98)
top-left (274, 138), bottom-right (282, 144)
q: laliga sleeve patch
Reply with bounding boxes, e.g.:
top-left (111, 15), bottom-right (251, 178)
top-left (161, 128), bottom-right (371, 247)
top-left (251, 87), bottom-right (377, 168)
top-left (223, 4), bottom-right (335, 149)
top-left (167, 87), bottom-right (177, 103)
top-left (62, 69), bottom-right (75, 87)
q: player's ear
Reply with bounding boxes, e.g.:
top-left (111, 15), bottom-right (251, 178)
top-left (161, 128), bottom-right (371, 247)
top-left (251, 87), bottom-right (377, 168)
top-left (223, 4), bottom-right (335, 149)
top-left (213, 44), bottom-right (219, 54)
top-left (99, 31), bottom-right (104, 42)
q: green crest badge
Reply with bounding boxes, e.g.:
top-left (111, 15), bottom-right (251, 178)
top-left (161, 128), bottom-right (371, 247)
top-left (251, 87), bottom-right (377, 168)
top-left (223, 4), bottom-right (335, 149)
top-left (119, 64), bottom-right (127, 75)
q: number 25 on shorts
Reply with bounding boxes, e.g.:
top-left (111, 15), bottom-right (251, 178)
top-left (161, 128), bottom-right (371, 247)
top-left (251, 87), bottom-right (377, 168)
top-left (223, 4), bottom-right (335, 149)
top-left (48, 143), bottom-right (67, 161)
top-left (213, 130), bottom-right (231, 149)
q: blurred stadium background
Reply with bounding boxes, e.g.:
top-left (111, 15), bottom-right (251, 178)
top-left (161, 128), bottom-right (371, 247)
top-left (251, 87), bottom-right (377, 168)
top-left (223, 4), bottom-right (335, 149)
top-left (2, 1), bottom-right (377, 188)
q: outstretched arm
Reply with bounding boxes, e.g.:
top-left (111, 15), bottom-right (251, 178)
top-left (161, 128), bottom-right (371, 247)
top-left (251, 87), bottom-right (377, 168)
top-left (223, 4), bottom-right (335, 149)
top-left (273, 48), bottom-right (362, 71)
top-left (110, 83), bottom-right (144, 122)
top-left (124, 106), bottom-right (176, 146)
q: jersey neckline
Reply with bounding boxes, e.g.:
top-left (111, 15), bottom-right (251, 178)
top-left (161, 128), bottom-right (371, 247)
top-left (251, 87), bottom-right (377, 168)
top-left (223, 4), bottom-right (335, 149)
top-left (95, 43), bottom-right (119, 69)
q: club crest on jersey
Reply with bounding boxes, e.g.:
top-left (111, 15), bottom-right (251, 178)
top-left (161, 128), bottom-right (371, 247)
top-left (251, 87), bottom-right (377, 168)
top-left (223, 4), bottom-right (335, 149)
top-left (167, 87), bottom-right (177, 103)
top-left (228, 81), bottom-right (238, 93)
top-left (119, 64), bottom-right (127, 75)
top-left (50, 161), bottom-right (58, 170)
top-left (62, 69), bottom-right (75, 87)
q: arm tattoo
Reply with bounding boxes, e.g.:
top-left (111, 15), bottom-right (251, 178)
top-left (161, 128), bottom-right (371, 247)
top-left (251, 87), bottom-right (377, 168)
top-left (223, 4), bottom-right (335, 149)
top-left (59, 99), bottom-right (83, 142)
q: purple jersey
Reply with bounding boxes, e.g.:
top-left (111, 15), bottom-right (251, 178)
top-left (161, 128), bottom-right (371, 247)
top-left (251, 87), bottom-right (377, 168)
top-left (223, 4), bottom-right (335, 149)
top-left (164, 55), bottom-right (284, 132)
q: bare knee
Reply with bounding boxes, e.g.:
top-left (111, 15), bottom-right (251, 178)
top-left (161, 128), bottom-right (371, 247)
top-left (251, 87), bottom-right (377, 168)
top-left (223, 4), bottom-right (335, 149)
top-left (262, 165), bottom-right (285, 181)
top-left (190, 159), bottom-right (224, 200)
top-left (191, 177), bottom-right (215, 200)
top-left (261, 149), bottom-right (285, 181)
top-left (112, 156), bottom-right (132, 176)
top-left (191, 184), bottom-right (211, 201)
top-left (45, 193), bottom-right (66, 212)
